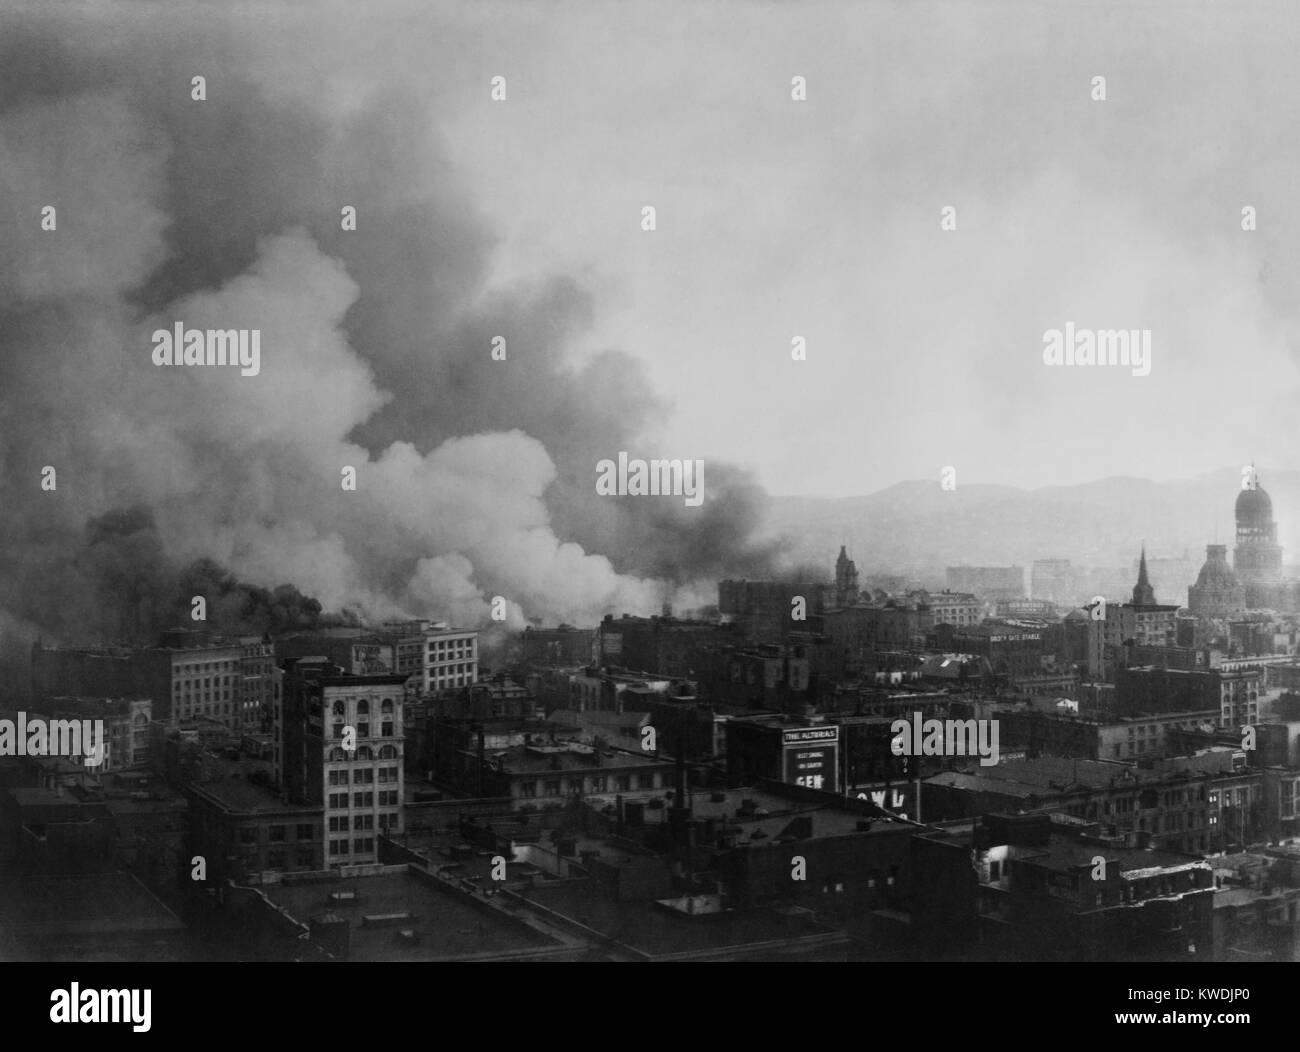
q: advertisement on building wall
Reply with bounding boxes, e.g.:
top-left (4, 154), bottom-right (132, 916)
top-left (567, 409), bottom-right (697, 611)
top-left (853, 782), bottom-right (912, 819)
top-left (782, 726), bottom-right (839, 791)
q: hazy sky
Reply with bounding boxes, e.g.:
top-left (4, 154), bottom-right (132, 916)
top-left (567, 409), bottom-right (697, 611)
top-left (30, 0), bottom-right (1300, 506)
top-left (275, 0), bottom-right (1300, 499)
top-left (3, 0), bottom-right (1300, 638)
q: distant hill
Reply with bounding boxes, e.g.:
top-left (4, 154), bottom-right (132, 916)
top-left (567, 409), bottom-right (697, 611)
top-left (763, 467), bottom-right (1300, 580)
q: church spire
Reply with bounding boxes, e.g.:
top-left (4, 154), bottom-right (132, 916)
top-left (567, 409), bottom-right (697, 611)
top-left (835, 545), bottom-right (859, 606)
top-left (1132, 544), bottom-right (1156, 606)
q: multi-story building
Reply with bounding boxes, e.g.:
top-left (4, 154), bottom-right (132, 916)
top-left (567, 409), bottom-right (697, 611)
top-left (597, 614), bottom-right (740, 678)
top-left (933, 620), bottom-right (1047, 684)
top-left (31, 643), bottom-right (140, 701)
top-left (282, 663), bottom-right (409, 867)
top-left (184, 750), bottom-right (325, 885)
top-left (1261, 766), bottom-right (1300, 844)
top-left (431, 733), bottom-right (677, 808)
top-left (925, 590), bottom-right (982, 627)
top-left (237, 635), bottom-right (278, 731)
top-left (1076, 555), bottom-right (1182, 682)
top-left (923, 752), bottom-right (1266, 854)
top-left (1116, 665), bottom-right (1261, 728)
top-left (565, 667), bottom-right (674, 713)
top-left (394, 621), bottom-right (479, 694)
top-left (719, 579), bottom-right (832, 642)
top-left (1235, 475), bottom-right (1285, 606)
top-left (32, 697), bottom-right (153, 771)
top-left (823, 599), bottom-right (932, 664)
top-left (1081, 600), bottom-right (1136, 682)
top-left (1188, 544), bottom-right (1246, 620)
top-left (424, 624), bottom-right (479, 693)
top-left (995, 598), bottom-right (1056, 619)
top-left (698, 642), bottom-right (814, 709)
top-left (726, 715), bottom-right (842, 792)
top-left (1031, 559), bottom-right (1076, 606)
top-left (522, 625), bottom-right (597, 665)
top-left (994, 705), bottom-right (1219, 762)
top-left (153, 636), bottom-right (243, 726)
top-left (275, 628), bottom-right (395, 676)
top-left (34, 631), bottom-right (278, 735)
top-left (914, 812), bottom-right (1215, 962)
top-left (1128, 549), bottom-right (1180, 644)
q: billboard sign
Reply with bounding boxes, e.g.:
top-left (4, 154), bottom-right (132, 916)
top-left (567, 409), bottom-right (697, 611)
top-left (783, 726), bottom-right (839, 790)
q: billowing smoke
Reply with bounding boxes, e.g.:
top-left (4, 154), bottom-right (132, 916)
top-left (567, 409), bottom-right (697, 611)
top-left (0, 10), bottom-right (786, 659)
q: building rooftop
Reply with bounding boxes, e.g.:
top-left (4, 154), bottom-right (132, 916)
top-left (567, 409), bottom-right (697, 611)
top-left (1017, 837), bottom-right (1208, 877)
top-left (316, 674), bottom-right (410, 688)
top-left (928, 750), bottom-right (1246, 800)
top-left (519, 879), bottom-right (841, 958)
top-left (0, 872), bottom-right (184, 952)
top-left (491, 743), bottom-right (668, 775)
top-left (184, 753), bottom-right (311, 814)
top-left (261, 866), bottom-right (558, 961)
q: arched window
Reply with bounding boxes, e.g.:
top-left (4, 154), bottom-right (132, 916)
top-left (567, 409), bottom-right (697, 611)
top-left (379, 745), bottom-right (397, 760)
top-left (357, 699), bottom-right (369, 715)
top-left (333, 700), bottom-right (346, 716)
top-left (330, 747), bottom-right (348, 762)
top-left (381, 698), bottom-right (394, 713)
top-left (355, 746), bottom-right (373, 761)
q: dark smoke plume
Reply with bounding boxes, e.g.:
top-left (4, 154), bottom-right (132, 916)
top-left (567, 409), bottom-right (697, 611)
top-left (0, 8), bottom-right (788, 664)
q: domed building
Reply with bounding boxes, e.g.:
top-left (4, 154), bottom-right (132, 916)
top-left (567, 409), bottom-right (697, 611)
top-left (1188, 543), bottom-right (1245, 619)
top-left (1234, 475), bottom-right (1284, 606)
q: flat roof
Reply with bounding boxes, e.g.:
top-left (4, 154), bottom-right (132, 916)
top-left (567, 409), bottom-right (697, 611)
top-left (520, 880), bottom-right (837, 957)
top-left (187, 754), bottom-right (315, 814)
top-left (1020, 838), bottom-right (1207, 876)
top-left (0, 872), bottom-right (184, 941)
top-left (262, 867), bottom-right (556, 960)
top-left (495, 745), bottom-right (669, 774)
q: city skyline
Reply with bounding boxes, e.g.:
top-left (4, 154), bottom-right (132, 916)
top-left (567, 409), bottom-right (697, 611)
top-left (4, 0), bottom-right (1300, 982)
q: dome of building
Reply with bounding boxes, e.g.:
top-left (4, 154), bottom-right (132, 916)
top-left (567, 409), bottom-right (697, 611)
top-left (1236, 484), bottom-right (1274, 526)
top-left (1188, 542), bottom-right (1246, 619)
top-left (1194, 546), bottom-right (1240, 589)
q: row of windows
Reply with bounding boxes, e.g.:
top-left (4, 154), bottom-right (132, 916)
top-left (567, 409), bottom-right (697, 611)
top-left (327, 766), bottom-right (400, 785)
top-left (331, 699), bottom-right (395, 715)
top-left (329, 792), bottom-right (372, 808)
top-left (429, 639), bottom-right (475, 652)
top-left (176, 659), bottom-right (239, 673)
top-left (517, 773), bottom-right (654, 796)
top-left (176, 702), bottom-right (232, 716)
top-left (329, 838), bottom-right (376, 855)
top-left (431, 674), bottom-right (474, 688)
top-left (241, 823), bottom-right (316, 843)
top-left (325, 790), bottom-right (402, 809)
top-left (176, 690), bottom-right (232, 703)
top-left (330, 722), bottom-right (395, 738)
top-left (329, 814), bottom-right (376, 831)
top-left (429, 662), bottom-right (474, 675)
top-left (327, 745), bottom-right (399, 761)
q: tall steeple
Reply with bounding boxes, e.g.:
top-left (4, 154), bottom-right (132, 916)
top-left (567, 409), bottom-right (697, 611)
top-left (1132, 545), bottom-right (1156, 606)
top-left (835, 545), bottom-right (859, 607)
